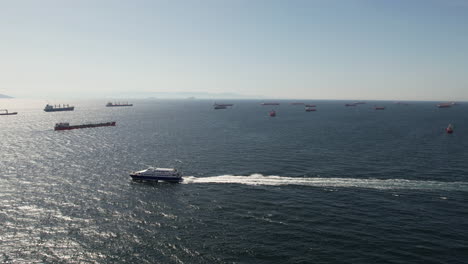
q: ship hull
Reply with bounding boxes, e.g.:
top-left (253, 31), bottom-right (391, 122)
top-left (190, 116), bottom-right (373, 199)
top-left (55, 122), bottom-right (116, 131)
top-left (44, 107), bottom-right (75, 112)
top-left (130, 174), bottom-right (183, 183)
top-left (106, 105), bottom-right (133, 107)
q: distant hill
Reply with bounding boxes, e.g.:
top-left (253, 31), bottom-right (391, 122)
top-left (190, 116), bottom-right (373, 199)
top-left (119, 91), bottom-right (261, 99)
top-left (0, 94), bottom-right (13, 98)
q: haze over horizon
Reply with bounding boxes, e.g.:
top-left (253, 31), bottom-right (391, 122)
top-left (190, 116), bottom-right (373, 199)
top-left (1, 0), bottom-right (468, 101)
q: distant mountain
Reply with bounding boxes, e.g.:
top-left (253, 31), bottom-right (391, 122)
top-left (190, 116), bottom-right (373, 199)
top-left (118, 91), bottom-right (261, 99)
top-left (0, 94), bottom-right (13, 98)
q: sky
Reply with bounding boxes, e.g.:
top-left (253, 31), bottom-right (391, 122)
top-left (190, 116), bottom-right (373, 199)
top-left (0, 0), bottom-right (468, 100)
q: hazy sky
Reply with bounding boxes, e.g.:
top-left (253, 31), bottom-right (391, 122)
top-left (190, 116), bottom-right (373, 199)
top-left (1, 0), bottom-right (467, 100)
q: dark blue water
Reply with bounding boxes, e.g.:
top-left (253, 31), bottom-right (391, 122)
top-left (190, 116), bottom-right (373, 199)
top-left (1, 99), bottom-right (467, 263)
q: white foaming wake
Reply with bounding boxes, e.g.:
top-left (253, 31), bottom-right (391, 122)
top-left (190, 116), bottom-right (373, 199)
top-left (183, 174), bottom-right (468, 191)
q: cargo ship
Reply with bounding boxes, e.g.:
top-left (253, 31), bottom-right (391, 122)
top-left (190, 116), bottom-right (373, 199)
top-left (0, 109), bottom-right (18, 115)
top-left (437, 103), bottom-right (452, 108)
top-left (213, 103), bottom-right (233, 109)
top-left (44, 104), bottom-right (74, 112)
top-left (214, 105), bottom-right (227, 109)
top-left (214, 103), bottom-right (234, 107)
top-left (106, 102), bottom-right (133, 107)
top-left (54, 121), bottom-right (116, 131)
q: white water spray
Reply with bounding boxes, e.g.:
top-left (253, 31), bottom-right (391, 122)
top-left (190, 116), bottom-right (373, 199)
top-left (183, 174), bottom-right (468, 191)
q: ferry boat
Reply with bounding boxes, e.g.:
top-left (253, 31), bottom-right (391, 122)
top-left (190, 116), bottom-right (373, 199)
top-left (305, 107), bottom-right (316, 112)
top-left (269, 110), bottom-right (276, 117)
top-left (262, 102), bottom-right (280, 105)
top-left (44, 104), bottom-right (74, 112)
top-left (106, 102), bottom-right (133, 107)
top-left (130, 167), bottom-right (183, 183)
top-left (54, 121), bottom-right (116, 131)
top-left (0, 109), bottom-right (18, 115)
top-left (446, 124), bottom-right (454, 134)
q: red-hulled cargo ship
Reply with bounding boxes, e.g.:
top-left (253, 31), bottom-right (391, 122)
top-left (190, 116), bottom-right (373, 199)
top-left (54, 122), bottom-right (116, 131)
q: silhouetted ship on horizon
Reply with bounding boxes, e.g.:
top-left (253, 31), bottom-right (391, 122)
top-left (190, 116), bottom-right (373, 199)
top-left (106, 102), bottom-right (133, 107)
top-left (0, 109), bottom-right (18, 115)
top-left (44, 104), bottom-right (74, 112)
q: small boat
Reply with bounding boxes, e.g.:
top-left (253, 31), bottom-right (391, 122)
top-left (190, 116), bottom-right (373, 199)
top-left (130, 167), bottom-right (183, 183)
top-left (0, 109), bottom-right (18, 115)
top-left (269, 110), bottom-right (276, 117)
top-left (345, 103), bottom-right (357, 107)
top-left (305, 107), bottom-right (316, 112)
top-left (355, 102), bottom-right (366, 104)
top-left (305, 104), bottom-right (316, 107)
top-left (44, 104), bottom-right (74, 112)
top-left (106, 102), bottom-right (133, 107)
top-left (374, 106), bottom-right (385, 110)
top-left (446, 124), bottom-right (454, 134)
top-left (54, 121), bottom-right (116, 131)
top-left (262, 102), bottom-right (280, 105)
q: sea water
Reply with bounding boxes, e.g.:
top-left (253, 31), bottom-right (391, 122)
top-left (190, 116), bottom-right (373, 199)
top-left (1, 99), bottom-right (467, 263)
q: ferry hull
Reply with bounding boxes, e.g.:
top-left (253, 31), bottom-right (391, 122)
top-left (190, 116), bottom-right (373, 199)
top-left (130, 174), bottom-right (183, 183)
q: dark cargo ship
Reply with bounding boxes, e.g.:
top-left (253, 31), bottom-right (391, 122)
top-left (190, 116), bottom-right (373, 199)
top-left (106, 102), bottom-right (133, 107)
top-left (0, 109), bottom-right (18, 115)
top-left (44, 104), bottom-right (74, 112)
top-left (54, 121), bottom-right (116, 131)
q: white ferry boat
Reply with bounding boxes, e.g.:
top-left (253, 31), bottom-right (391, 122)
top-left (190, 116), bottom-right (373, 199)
top-left (130, 167), bottom-right (183, 183)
